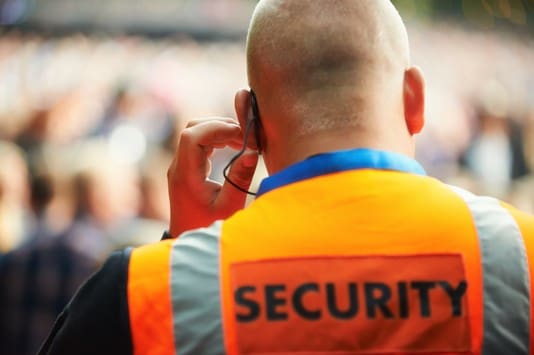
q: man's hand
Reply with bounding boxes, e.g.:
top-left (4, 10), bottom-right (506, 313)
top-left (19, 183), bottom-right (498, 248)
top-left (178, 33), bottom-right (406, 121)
top-left (167, 115), bottom-right (259, 237)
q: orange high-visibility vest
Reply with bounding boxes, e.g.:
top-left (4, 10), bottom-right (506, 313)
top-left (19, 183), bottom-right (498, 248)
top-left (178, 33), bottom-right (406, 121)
top-left (127, 149), bottom-right (534, 355)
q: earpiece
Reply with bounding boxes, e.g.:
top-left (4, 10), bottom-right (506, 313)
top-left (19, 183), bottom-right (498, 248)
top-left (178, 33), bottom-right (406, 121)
top-left (222, 89), bottom-right (262, 195)
top-left (249, 90), bottom-right (262, 154)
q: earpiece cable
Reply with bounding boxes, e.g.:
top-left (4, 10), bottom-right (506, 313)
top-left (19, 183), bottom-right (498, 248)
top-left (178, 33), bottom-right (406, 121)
top-left (222, 117), bottom-right (258, 196)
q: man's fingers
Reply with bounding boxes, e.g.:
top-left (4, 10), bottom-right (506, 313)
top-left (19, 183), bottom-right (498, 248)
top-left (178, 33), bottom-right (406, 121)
top-left (185, 120), bottom-right (244, 149)
top-left (168, 116), bottom-right (258, 236)
top-left (178, 121), bottom-right (241, 168)
top-left (217, 150), bottom-right (259, 211)
top-left (177, 120), bottom-right (242, 185)
top-left (185, 117), bottom-right (238, 128)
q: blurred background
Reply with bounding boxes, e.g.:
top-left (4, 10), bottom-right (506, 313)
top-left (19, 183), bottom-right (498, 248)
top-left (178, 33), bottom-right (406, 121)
top-left (0, 0), bottom-right (532, 354)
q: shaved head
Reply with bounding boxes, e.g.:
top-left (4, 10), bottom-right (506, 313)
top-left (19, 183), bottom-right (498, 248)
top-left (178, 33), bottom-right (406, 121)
top-left (247, 0), bottom-right (411, 135)
top-left (244, 0), bottom-right (424, 173)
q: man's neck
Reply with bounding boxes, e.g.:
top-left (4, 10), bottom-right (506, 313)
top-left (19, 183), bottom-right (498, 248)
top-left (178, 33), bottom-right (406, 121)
top-left (267, 129), bottom-right (415, 174)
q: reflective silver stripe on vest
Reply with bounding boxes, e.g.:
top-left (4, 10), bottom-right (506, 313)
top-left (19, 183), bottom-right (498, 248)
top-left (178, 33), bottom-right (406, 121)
top-left (450, 186), bottom-right (530, 354)
top-left (170, 221), bottom-right (225, 355)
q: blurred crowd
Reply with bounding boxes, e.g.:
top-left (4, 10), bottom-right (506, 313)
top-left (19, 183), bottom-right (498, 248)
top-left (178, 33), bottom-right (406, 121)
top-left (0, 20), bottom-right (532, 354)
top-left (0, 33), bottom-right (250, 251)
top-left (0, 33), bottom-right (250, 354)
top-left (407, 22), bottom-right (534, 208)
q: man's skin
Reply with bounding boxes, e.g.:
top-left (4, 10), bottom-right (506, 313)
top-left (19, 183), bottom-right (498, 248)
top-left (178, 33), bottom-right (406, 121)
top-left (167, 0), bottom-right (425, 237)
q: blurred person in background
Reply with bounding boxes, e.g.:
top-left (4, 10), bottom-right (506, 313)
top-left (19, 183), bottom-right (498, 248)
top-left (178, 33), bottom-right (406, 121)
top-left (506, 106), bottom-right (534, 214)
top-left (38, 1), bottom-right (534, 354)
top-left (91, 83), bottom-right (176, 150)
top-left (0, 138), bottom-right (153, 355)
top-left (463, 106), bottom-right (530, 198)
top-left (110, 147), bottom-right (171, 249)
top-left (0, 140), bottom-right (30, 252)
top-left (138, 148), bottom-right (172, 223)
top-left (524, 107), bottom-right (534, 178)
top-left (0, 173), bottom-right (101, 355)
top-left (65, 141), bottom-right (142, 256)
top-left (509, 178), bottom-right (534, 215)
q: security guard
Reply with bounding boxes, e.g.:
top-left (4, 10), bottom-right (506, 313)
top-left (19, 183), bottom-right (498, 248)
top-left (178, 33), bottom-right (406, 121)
top-left (39, 1), bottom-right (534, 354)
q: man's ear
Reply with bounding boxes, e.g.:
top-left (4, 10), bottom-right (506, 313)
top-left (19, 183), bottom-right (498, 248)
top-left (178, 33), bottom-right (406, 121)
top-left (234, 89), bottom-right (260, 150)
top-left (403, 66), bottom-right (425, 135)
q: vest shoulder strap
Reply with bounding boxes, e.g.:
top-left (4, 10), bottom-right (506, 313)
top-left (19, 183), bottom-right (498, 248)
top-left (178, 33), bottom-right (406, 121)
top-left (449, 185), bottom-right (531, 355)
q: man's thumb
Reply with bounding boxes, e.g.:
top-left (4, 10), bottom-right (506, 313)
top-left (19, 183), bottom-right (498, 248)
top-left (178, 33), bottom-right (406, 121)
top-left (226, 150), bottom-right (259, 190)
top-left (216, 150), bottom-right (259, 214)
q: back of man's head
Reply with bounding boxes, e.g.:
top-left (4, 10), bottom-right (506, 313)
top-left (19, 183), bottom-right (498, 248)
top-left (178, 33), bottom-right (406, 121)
top-left (246, 0), bottom-right (423, 169)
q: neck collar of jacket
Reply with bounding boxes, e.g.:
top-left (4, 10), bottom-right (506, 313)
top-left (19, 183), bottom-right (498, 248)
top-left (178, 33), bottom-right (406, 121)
top-left (256, 148), bottom-right (426, 197)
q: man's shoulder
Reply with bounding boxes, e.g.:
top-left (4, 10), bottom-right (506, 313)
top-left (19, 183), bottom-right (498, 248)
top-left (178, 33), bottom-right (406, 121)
top-left (132, 222), bottom-right (222, 258)
top-left (38, 248), bottom-right (133, 355)
top-left (501, 202), bottom-right (534, 238)
top-left (447, 184), bottom-right (534, 237)
top-left (128, 222), bottom-right (223, 281)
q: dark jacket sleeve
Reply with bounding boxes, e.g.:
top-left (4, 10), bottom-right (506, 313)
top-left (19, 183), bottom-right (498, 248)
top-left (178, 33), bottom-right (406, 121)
top-left (38, 248), bottom-right (133, 355)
